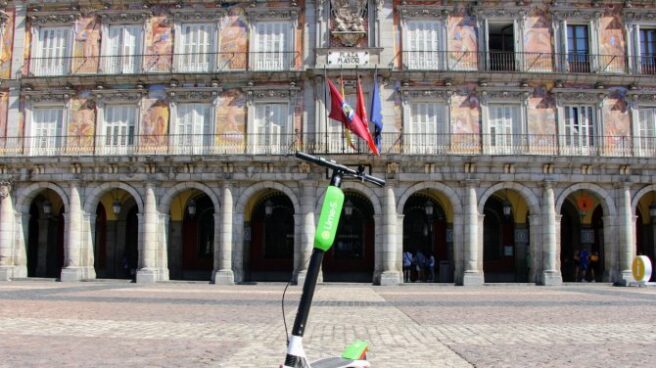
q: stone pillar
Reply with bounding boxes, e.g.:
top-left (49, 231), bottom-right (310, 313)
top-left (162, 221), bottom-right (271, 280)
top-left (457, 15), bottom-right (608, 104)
top-left (463, 180), bottom-right (483, 285)
top-left (137, 183), bottom-right (159, 283)
top-left (602, 215), bottom-right (616, 283)
top-left (618, 184), bottom-right (635, 285)
top-left (0, 183), bottom-right (15, 280)
top-left (380, 186), bottom-right (401, 285)
top-left (214, 183), bottom-right (234, 284)
top-left (61, 183), bottom-right (86, 281)
top-left (542, 182), bottom-right (562, 285)
top-left (295, 182), bottom-right (315, 285)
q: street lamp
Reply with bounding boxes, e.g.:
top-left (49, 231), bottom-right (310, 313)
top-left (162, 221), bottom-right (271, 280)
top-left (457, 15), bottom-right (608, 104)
top-left (187, 199), bottom-right (196, 216)
top-left (502, 200), bottom-right (512, 217)
top-left (344, 199), bottom-right (353, 217)
top-left (649, 202), bottom-right (656, 219)
top-left (42, 200), bottom-right (52, 215)
top-left (424, 200), bottom-right (434, 216)
top-left (112, 200), bottom-right (122, 215)
top-left (265, 199), bottom-right (273, 217)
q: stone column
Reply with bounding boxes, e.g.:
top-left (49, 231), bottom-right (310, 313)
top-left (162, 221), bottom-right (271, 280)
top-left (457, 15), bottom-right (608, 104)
top-left (0, 183), bottom-right (15, 280)
top-left (295, 181), bottom-right (315, 285)
top-left (61, 183), bottom-right (87, 281)
top-left (618, 184), bottom-right (635, 285)
top-left (542, 182), bottom-right (562, 285)
top-left (214, 183), bottom-right (234, 284)
top-left (463, 180), bottom-right (483, 285)
top-left (380, 186), bottom-right (401, 285)
top-left (602, 215), bottom-right (616, 283)
top-left (137, 183), bottom-right (159, 283)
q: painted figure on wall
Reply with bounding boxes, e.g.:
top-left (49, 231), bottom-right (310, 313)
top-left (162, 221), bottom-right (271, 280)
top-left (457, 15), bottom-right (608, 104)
top-left (0, 10), bottom-right (15, 79)
top-left (141, 92), bottom-right (169, 148)
top-left (523, 9), bottom-right (553, 72)
top-left (215, 89), bottom-right (246, 148)
top-left (448, 10), bottom-right (478, 70)
top-left (603, 89), bottom-right (631, 154)
top-left (527, 86), bottom-right (557, 153)
top-left (72, 17), bottom-right (101, 74)
top-left (144, 14), bottom-right (172, 73)
top-left (219, 7), bottom-right (248, 70)
top-left (450, 90), bottom-right (480, 153)
top-left (599, 9), bottom-right (626, 73)
top-left (68, 97), bottom-right (96, 153)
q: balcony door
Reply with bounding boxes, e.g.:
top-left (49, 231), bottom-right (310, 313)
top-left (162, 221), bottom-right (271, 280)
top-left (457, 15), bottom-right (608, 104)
top-left (174, 103), bottom-right (212, 154)
top-left (103, 25), bottom-right (142, 74)
top-left (34, 27), bottom-right (71, 76)
top-left (102, 105), bottom-right (136, 155)
top-left (488, 104), bottom-right (522, 154)
top-left (407, 102), bottom-right (447, 154)
top-left (253, 103), bottom-right (290, 154)
top-left (638, 108), bottom-right (656, 156)
top-left (405, 20), bottom-right (442, 70)
top-left (176, 23), bottom-right (215, 72)
top-left (567, 24), bottom-right (590, 72)
top-left (563, 105), bottom-right (596, 155)
top-left (31, 108), bottom-right (64, 156)
top-left (488, 23), bottom-right (516, 71)
top-left (252, 22), bottom-right (293, 71)
top-left (640, 29), bottom-right (656, 74)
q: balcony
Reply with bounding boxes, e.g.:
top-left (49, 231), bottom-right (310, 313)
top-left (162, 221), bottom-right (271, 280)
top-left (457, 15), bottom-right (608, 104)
top-left (0, 133), bottom-right (642, 158)
top-left (400, 51), bottom-right (630, 75)
top-left (27, 51), bottom-right (301, 77)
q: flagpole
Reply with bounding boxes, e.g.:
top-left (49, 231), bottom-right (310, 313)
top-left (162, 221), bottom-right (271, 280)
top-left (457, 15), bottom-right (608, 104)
top-left (324, 65), bottom-right (328, 154)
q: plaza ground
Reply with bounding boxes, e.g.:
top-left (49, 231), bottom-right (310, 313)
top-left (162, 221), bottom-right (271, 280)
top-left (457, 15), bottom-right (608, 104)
top-left (0, 281), bottom-right (654, 367)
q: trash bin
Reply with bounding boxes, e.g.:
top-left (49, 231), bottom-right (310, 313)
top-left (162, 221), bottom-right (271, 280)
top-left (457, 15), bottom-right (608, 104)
top-left (439, 261), bottom-right (450, 283)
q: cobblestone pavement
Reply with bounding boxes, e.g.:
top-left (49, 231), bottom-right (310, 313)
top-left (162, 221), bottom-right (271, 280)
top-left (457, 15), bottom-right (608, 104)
top-left (0, 282), bottom-right (655, 367)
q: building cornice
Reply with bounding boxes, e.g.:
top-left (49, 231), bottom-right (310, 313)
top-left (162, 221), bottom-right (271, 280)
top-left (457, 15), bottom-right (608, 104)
top-left (243, 84), bottom-right (301, 100)
top-left (396, 4), bottom-right (452, 20)
top-left (245, 6), bottom-right (300, 21)
top-left (551, 6), bottom-right (602, 21)
top-left (166, 86), bottom-right (222, 102)
top-left (552, 87), bottom-right (608, 105)
top-left (22, 89), bottom-right (73, 103)
top-left (399, 85), bottom-right (454, 101)
top-left (27, 10), bottom-right (80, 26)
top-left (97, 9), bottom-right (152, 24)
top-left (169, 7), bottom-right (225, 22)
top-left (92, 88), bottom-right (148, 103)
top-left (622, 7), bottom-right (656, 22)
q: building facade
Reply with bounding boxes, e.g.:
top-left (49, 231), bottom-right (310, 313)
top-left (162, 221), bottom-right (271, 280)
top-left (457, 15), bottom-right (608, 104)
top-left (1, 0), bottom-right (655, 285)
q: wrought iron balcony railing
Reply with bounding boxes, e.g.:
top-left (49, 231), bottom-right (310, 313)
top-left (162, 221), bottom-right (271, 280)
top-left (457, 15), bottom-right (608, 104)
top-left (401, 51), bottom-right (636, 74)
top-left (0, 133), bottom-right (647, 158)
top-left (28, 51), bottom-right (301, 77)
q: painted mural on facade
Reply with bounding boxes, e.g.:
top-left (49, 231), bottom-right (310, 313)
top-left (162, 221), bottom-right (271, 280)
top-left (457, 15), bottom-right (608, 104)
top-left (21, 20), bottom-right (31, 77)
top-left (603, 89), bottom-right (631, 154)
top-left (218, 6), bottom-right (248, 70)
top-left (450, 88), bottom-right (480, 153)
top-left (144, 12), bottom-right (173, 73)
top-left (523, 8), bottom-right (553, 72)
top-left (0, 9), bottom-right (15, 79)
top-left (527, 86), bottom-right (557, 154)
top-left (599, 6), bottom-right (626, 73)
top-left (141, 87), bottom-right (169, 148)
top-left (0, 93), bottom-right (7, 140)
top-left (215, 89), bottom-right (246, 150)
top-left (68, 95), bottom-right (96, 153)
top-left (71, 17), bottom-right (101, 75)
top-left (447, 8), bottom-right (478, 71)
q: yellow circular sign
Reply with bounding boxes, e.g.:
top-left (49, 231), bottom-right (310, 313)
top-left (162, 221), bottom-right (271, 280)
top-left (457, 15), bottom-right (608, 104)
top-left (632, 256), bottom-right (653, 283)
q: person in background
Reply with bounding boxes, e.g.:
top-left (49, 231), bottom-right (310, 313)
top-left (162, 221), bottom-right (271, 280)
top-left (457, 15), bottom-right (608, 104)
top-left (427, 252), bottom-right (436, 283)
top-left (578, 247), bottom-right (590, 282)
top-left (589, 250), bottom-right (600, 282)
top-left (403, 250), bottom-right (413, 283)
top-left (415, 249), bottom-right (426, 282)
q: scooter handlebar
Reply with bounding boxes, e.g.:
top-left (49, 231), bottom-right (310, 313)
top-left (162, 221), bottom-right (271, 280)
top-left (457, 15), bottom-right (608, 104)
top-left (295, 151), bottom-right (386, 187)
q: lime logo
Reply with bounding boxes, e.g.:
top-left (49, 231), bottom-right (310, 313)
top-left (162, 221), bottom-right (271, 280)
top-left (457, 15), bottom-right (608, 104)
top-left (632, 256), bottom-right (652, 283)
top-left (321, 230), bottom-right (331, 240)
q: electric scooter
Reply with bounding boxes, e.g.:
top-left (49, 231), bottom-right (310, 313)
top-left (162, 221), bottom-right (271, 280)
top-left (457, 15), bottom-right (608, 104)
top-left (281, 151), bottom-right (386, 368)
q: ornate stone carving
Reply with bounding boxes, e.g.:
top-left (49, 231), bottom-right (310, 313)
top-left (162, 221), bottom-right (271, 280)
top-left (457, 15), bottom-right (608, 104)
top-left (167, 87), bottom-right (222, 101)
top-left (627, 91), bottom-right (656, 104)
top-left (400, 87), bottom-right (454, 101)
top-left (0, 181), bottom-right (10, 200)
top-left (551, 7), bottom-right (601, 21)
top-left (331, 0), bottom-right (368, 47)
top-left (170, 7), bottom-right (225, 22)
top-left (246, 6), bottom-right (299, 21)
top-left (397, 5), bottom-right (452, 19)
top-left (478, 86), bottom-right (533, 104)
top-left (93, 89), bottom-right (148, 102)
top-left (97, 9), bottom-right (152, 23)
top-left (28, 11), bottom-right (80, 26)
top-left (23, 90), bottom-right (72, 103)
top-left (244, 85), bottom-right (301, 100)
top-left (552, 87), bottom-right (607, 106)
top-left (623, 8), bottom-right (656, 22)
top-left (471, 5), bottom-right (527, 19)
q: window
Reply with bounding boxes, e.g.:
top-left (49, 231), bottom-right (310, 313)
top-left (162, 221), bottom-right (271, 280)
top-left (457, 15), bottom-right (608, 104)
top-left (640, 29), bottom-right (656, 74)
top-left (407, 102), bottom-right (447, 154)
top-left (563, 105), bottom-right (596, 154)
top-left (488, 104), bottom-right (522, 154)
top-left (252, 21), bottom-right (293, 71)
top-left (102, 25), bottom-right (142, 74)
top-left (173, 103), bottom-right (212, 154)
top-left (102, 105), bottom-right (136, 155)
top-left (567, 25), bottom-right (590, 72)
top-left (488, 23), bottom-right (516, 71)
top-left (33, 27), bottom-right (71, 76)
top-left (175, 23), bottom-right (215, 72)
top-left (253, 103), bottom-right (290, 154)
top-left (31, 107), bottom-right (64, 156)
top-left (405, 20), bottom-right (442, 70)
top-left (638, 107), bottom-right (656, 155)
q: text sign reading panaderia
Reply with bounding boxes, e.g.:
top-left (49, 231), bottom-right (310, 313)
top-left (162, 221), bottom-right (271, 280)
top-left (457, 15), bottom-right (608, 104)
top-left (328, 51), bottom-right (369, 66)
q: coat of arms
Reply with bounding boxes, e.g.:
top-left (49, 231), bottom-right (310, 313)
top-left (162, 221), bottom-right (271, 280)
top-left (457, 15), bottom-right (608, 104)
top-left (330, 0), bottom-right (368, 46)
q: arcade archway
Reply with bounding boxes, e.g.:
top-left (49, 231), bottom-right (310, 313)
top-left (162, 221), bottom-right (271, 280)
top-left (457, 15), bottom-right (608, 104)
top-left (635, 191), bottom-right (656, 281)
top-left (26, 190), bottom-right (64, 278)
